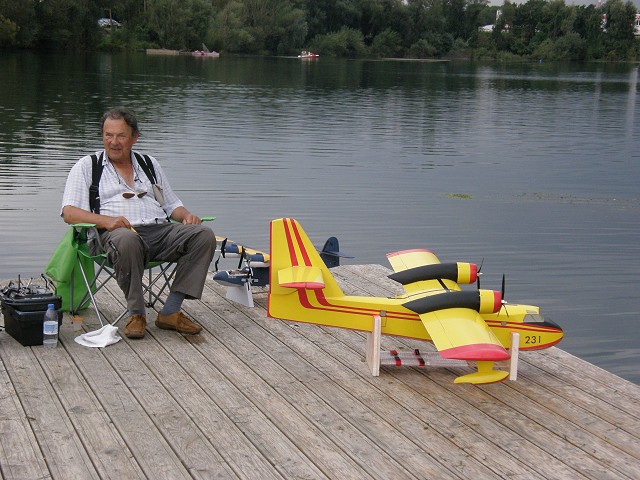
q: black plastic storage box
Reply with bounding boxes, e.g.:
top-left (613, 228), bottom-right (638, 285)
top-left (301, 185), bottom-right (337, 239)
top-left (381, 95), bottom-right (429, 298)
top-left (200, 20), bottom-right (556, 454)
top-left (1, 291), bottom-right (63, 346)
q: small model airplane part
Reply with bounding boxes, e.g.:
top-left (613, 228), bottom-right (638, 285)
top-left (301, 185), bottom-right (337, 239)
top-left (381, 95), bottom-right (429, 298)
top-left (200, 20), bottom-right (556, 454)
top-left (267, 218), bottom-right (564, 385)
top-left (212, 232), bottom-right (349, 307)
top-left (319, 236), bottom-right (353, 268)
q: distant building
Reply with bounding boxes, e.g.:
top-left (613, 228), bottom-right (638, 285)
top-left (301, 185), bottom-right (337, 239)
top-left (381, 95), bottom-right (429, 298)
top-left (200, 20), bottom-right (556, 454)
top-left (479, 9), bottom-right (506, 33)
top-left (97, 18), bottom-right (121, 28)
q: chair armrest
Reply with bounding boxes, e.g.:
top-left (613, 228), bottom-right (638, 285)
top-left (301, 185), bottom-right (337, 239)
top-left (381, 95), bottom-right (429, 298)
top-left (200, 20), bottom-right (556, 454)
top-left (71, 223), bottom-right (97, 229)
top-left (170, 216), bottom-right (216, 224)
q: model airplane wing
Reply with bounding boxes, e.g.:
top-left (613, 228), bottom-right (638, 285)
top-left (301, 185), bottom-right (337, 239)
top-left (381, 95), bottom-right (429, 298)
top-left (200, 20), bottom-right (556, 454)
top-left (388, 248), bottom-right (508, 382)
top-left (216, 236), bottom-right (270, 266)
top-left (413, 308), bottom-right (508, 361)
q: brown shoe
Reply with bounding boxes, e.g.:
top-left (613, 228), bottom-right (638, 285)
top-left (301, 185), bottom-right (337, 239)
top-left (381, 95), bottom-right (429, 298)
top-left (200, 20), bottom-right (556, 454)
top-left (124, 314), bottom-right (147, 339)
top-left (156, 311), bottom-right (202, 335)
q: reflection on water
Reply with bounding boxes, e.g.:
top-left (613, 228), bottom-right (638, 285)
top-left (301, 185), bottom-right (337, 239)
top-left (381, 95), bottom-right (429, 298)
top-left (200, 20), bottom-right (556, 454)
top-left (0, 52), bottom-right (638, 383)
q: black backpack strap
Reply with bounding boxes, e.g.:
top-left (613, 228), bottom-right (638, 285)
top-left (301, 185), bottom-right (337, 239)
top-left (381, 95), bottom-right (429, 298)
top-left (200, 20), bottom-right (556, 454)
top-left (134, 152), bottom-right (157, 185)
top-left (89, 152), bottom-right (104, 214)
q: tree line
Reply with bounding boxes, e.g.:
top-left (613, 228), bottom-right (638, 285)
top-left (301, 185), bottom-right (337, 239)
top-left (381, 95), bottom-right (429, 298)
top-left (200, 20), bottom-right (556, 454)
top-left (1, 0), bottom-right (638, 61)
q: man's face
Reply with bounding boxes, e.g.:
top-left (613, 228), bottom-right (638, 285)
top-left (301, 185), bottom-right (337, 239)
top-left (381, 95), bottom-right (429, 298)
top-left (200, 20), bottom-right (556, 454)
top-left (102, 118), bottom-right (139, 163)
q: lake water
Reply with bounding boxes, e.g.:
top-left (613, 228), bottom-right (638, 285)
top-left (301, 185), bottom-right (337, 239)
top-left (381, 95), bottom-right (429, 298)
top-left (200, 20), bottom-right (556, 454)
top-left (1, 52), bottom-right (638, 384)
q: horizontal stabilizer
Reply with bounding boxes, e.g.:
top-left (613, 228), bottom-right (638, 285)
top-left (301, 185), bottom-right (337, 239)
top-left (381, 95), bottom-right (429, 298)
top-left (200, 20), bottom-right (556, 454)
top-left (278, 266), bottom-right (325, 289)
top-left (212, 266), bottom-right (270, 288)
top-left (320, 237), bottom-right (353, 268)
top-left (212, 269), bottom-right (251, 287)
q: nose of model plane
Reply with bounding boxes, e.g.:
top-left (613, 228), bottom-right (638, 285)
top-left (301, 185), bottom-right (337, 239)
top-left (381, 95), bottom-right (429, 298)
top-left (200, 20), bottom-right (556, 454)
top-left (524, 315), bottom-right (562, 331)
top-left (523, 314), bottom-right (564, 348)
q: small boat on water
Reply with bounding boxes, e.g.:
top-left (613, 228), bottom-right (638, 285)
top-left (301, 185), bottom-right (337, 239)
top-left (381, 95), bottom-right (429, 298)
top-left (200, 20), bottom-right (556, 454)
top-left (298, 50), bottom-right (319, 59)
top-left (192, 43), bottom-right (220, 57)
top-left (192, 50), bottom-right (219, 57)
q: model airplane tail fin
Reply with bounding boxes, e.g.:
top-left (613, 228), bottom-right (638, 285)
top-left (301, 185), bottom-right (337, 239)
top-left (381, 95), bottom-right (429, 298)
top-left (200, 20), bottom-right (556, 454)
top-left (319, 236), bottom-right (354, 268)
top-left (269, 218), bottom-right (345, 299)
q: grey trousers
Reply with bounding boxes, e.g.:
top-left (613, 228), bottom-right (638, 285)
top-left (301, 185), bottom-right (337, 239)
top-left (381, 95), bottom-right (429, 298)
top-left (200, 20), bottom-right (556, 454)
top-left (95, 223), bottom-right (216, 312)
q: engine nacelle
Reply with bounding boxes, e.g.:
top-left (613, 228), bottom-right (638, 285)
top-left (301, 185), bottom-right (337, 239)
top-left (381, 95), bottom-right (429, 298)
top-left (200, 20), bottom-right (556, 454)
top-left (403, 289), bottom-right (501, 315)
top-left (389, 262), bottom-right (478, 285)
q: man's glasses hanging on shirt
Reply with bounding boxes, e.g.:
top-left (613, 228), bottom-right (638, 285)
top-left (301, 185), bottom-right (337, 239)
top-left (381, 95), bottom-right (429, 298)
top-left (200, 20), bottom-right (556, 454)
top-left (122, 191), bottom-right (147, 199)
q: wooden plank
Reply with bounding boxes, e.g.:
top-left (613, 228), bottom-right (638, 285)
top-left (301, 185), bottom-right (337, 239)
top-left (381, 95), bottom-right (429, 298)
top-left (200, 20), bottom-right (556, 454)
top-left (429, 367), bottom-right (636, 480)
top-left (510, 362), bottom-right (640, 460)
top-left (0, 339), bottom-right (49, 480)
top-left (531, 348), bottom-right (640, 414)
top-left (40, 326), bottom-right (147, 479)
top-left (288, 313), bottom-right (585, 480)
top-left (57, 314), bottom-right (197, 479)
top-left (2, 267), bottom-right (640, 480)
top-left (121, 334), bottom-right (286, 479)
top-left (195, 283), bottom-right (402, 479)
top-left (149, 327), bottom-right (329, 479)
top-left (408, 358), bottom-right (638, 479)
top-left (203, 282), bottom-right (492, 479)
top-left (298, 269), bottom-right (638, 478)
top-left (80, 291), bottom-right (241, 479)
top-left (106, 282), bottom-right (331, 479)
top-left (0, 338), bottom-right (99, 479)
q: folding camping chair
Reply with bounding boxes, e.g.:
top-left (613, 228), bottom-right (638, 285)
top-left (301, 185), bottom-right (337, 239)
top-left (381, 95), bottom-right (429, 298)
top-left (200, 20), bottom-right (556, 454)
top-left (68, 218), bottom-right (214, 327)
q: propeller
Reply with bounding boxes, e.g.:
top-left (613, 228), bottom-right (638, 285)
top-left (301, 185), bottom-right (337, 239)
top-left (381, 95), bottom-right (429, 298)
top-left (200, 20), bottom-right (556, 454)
top-left (476, 258), bottom-right (484, 289)
top-left (500, 273), bottom-right (510, 316)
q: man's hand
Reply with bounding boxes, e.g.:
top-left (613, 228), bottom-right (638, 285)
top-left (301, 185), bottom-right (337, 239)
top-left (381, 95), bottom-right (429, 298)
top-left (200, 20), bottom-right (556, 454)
top-left (104, 216), bottom-right (134, 231)
top-left (170, 206), bottom-right (201, 225)
top-left (63, 206), bottom-right (132, 231)
top-left (181, 213), bottom-right (202, 225)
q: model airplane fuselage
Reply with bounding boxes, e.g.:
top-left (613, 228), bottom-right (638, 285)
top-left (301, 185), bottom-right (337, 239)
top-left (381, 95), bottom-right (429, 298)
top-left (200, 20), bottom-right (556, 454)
top-left (268, 218), bottom-right (564, 384)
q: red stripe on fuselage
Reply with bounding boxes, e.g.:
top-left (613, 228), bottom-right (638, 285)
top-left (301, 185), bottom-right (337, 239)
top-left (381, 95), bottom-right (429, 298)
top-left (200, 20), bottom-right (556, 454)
top-left (485, 320), bottom-right (563, 334)
top-left (293, 287), bottom-right (420, 323)
top-left (314, 289), bottom-right (418, 320)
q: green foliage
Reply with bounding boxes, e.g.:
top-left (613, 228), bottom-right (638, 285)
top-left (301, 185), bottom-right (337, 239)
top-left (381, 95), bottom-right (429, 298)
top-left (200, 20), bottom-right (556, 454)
top-left (0, 15), bottom-right (18, 47)
top-left (370, 29), bottom-right (403, 58)
top-left (311, 27), bottom-right (366, 58)
top-left (602, 0), bottom-right (637, 59)
top-left (0, 0), bottom-right (637, 61)
top-left (213, 1), bottom-right (256, 53)
top-left (33, 0), bottom-right (99, 50)
top-left (212, 0), bottom-right (307, 54)
top-left (553, 32), bottom-right (587, 60)
top-left (146, 0), bottom-right (213, 50)
top-left (408, 39), bottom-right (438, 58)
top-left (0, 0), bottom-right (38, 47)
top-left (532, 32), bottom-right (586, 60)
top-left (415, 32), bottom-right (455, 56)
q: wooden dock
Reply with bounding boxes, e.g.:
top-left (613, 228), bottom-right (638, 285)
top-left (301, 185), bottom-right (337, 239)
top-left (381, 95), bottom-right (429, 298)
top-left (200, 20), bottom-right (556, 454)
top-left (1, 264), bottom-right (639, 479)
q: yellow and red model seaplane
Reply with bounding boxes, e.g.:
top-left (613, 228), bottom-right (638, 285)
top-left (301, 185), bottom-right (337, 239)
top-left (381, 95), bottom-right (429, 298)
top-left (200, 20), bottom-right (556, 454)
top-left (268, 218), bottom-right (564, 385)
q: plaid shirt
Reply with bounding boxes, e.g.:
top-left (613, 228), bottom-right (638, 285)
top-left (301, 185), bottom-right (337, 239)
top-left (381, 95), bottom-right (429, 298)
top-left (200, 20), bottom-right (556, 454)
top-left (62, 150), bottom-right (183, 226)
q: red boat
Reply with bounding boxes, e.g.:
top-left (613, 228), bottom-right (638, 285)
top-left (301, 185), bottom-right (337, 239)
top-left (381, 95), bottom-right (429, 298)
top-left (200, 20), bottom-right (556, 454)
top-left (298, 51), bottom-right (319, 59)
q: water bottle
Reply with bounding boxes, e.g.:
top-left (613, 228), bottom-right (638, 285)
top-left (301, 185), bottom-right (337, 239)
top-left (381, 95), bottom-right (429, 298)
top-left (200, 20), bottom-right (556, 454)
top-left (43, 303), bottom-right (59, 348)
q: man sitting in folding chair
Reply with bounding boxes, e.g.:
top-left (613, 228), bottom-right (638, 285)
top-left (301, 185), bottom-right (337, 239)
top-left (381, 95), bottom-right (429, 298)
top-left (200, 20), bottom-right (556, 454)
top-left (60, 106), bottom-right (216, 339)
